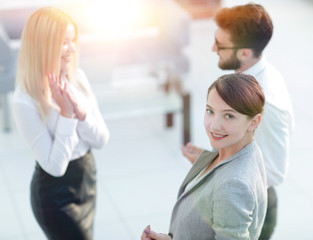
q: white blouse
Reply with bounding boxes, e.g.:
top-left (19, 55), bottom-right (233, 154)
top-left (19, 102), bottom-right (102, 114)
top-left (13, 69), bottom-right (110, 177)
top-left (184, 167), bottom-right (206, 193)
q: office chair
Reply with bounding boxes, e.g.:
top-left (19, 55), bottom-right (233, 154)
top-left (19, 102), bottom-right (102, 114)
top-left (0, 22), bottom-right (16, 132)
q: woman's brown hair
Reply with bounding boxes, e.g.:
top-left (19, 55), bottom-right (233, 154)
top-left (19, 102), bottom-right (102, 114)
top-left (208, 73), bottom-right (265, 118)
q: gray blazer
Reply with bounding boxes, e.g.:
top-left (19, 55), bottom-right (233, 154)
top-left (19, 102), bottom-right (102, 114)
top-left (169, 140), bottom-right (267, 240)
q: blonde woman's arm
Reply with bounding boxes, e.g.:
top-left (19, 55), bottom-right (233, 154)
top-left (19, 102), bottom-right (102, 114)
top-left (13, 88), bottom-right (79, 177)
top-left (73, 69), bottom-right (110, 148)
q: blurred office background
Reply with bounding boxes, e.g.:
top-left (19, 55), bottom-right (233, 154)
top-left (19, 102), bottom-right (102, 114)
top-left (0, 0), bottom-right (313, 239)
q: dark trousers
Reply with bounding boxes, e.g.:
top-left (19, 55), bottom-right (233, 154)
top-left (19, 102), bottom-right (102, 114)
top-left (259, 187), bottom-right (277, 240)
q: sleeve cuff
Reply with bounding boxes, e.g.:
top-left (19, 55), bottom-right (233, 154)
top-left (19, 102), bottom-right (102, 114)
top-left (78, 109), bottom-right (92, 128)
top-left (57, 115), bottom-right (78, 135)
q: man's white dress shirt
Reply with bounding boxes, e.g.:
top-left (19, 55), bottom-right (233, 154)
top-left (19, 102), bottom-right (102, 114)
top-left (244, 57), bottom-right (294, 187)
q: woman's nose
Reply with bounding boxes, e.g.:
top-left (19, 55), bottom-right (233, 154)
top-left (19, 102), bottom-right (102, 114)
top-left (69, 42), bottom-right (76, 53)
top-left (210, 116), bottom-right (223, 131)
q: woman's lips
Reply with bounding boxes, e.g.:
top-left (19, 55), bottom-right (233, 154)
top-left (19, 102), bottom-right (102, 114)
top-left (211, 132), bottom-right (227, 140)
top-left (62, 56), bottom-right (72, 63)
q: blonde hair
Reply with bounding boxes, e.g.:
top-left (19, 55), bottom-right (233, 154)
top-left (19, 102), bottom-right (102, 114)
top-left (16, 7), bottom-right (92, 119)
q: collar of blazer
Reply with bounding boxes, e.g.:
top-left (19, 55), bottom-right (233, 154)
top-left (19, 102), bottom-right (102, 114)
top-left (177, 150), bottom-right (218, 199)
top-left (177, 140), bottom-right (257, 200)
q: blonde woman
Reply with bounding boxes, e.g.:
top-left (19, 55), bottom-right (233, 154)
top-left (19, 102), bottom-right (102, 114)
top-left (13, 7), bottom-right (110, 239)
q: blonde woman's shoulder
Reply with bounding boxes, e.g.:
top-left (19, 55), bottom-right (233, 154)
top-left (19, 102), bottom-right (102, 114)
top-left (76, 68), bottom-right (88, 82)
top-left (13, 84), bottom-right (36, 109)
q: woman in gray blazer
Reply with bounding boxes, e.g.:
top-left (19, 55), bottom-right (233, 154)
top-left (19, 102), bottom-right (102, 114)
top-left (141, 73), bottom-right (267, 240)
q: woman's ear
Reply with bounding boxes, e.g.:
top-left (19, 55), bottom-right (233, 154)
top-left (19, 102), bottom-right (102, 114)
top-left (248, 114), bottom-right (262, 132)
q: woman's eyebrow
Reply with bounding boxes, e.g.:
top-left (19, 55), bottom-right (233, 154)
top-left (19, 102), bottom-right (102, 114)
top-left (206, 104), bottom-right (237, 113)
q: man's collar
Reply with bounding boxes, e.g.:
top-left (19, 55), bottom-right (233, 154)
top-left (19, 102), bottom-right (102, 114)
top-left (243, 56), bottom-right (266, 76)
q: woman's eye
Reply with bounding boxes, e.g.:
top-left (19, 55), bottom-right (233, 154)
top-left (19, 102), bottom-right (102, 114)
top-left (63, 40), bottom-right (73, 46)
top-left (226, 114), bottom-right (234, 119)
top-left (206, 109), bottom-right (213, 114)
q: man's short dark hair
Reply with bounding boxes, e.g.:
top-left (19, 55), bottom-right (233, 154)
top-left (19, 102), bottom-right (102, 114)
top-left (215, 4), bottom-right (273, 57)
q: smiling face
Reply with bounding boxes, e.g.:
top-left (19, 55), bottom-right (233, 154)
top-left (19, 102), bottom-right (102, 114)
top-left (204, 88), bottom-right (255, 156)
top-left (212, 28), bottom-right (241, 70)
top-left (60, 24), bottom-right (76, 74)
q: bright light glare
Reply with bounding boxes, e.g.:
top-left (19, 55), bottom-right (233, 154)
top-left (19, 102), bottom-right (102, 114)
top-left (83, 0), bottom-right (153, 34)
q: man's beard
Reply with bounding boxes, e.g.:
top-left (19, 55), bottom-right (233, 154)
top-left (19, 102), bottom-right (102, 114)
top-left (218, 51), bottom-right (241, 70)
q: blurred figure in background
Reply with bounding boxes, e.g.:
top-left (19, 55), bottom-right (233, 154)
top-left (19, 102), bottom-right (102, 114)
top-left (181, 4), bottom-right (294, 239)
top-left (13, 7), bottom-right (110, 240)
top-left (141, 73), bottom-right (267, 239)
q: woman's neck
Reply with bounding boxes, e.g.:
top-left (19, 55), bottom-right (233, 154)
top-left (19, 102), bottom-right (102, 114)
top-left (217, 136), bottom-right (254, 162)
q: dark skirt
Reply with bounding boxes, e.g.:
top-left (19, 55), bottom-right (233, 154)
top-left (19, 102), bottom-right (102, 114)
top-left (31, 150), bottom-right (96, 240)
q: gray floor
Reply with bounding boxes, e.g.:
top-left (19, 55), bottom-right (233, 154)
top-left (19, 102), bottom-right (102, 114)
top-left (1, 0), bottom-right (313, 239)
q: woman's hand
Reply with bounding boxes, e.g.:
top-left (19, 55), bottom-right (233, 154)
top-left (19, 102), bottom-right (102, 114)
top-left (48, 73), bottom-right (74, 118)
top-left (181, 142), bottom-right (203, 164)
top-left (66, 91), bottom-right (86, 121)
top-left (141, 225), bottom-right (172, 240)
